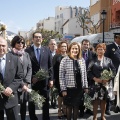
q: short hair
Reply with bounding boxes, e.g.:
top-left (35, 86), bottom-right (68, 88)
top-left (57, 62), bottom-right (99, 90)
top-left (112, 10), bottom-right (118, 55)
top-left (57, 41), bottom-right (69, 54)
top-left (81, 39), bottom-right (90, 45)
top-left (11, 35), bottom-right (25, 48)
top-left (95, 43), bottom-right (106, 51)
top-left (49, 39), bottom-right (56, 45)
top-left (68, 42), bottom-right (82, 59)
top-left (32, 31), bottom-right (42, 38)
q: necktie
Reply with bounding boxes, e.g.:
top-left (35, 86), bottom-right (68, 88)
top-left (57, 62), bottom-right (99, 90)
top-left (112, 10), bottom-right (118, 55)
top-left (83, 52), bottom-right (87, 60)
top-left (118, 46), bottom-right (120, 49)
top-left (36, 48), bottom-right (40, 63)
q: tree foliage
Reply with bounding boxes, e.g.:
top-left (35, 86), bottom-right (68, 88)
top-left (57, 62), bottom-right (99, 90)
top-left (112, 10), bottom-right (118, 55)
top-left (76, 9), bottom-right (103, 34)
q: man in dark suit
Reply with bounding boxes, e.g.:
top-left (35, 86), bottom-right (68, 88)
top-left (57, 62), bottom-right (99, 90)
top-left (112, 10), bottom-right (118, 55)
top-left (79, 39), bottom-right (96, 117)
top-left (0, 36), bottom-right (23, 120)
top-left (48, 39), bottom-right (57, 109)
top-left (105, 32), bottom-right (120, 114)
top-left (48, 39), bottom-right (57, 58)
top-left (26, 31), bottom-right (54, 120)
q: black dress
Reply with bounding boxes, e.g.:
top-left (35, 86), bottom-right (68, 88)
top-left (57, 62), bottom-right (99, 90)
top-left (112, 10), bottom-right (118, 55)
top-left (63, 60), bottom-right (83, 107)
top-left (87, 57), bottom-right (116, 101)
top-left (53, 54), bottom-right (65, 96)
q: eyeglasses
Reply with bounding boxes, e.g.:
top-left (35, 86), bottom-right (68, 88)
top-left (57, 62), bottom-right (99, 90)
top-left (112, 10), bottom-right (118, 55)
top-left (16, 41), bottom-right (24, 44)
top-left (34, 36), bottom-right (42, 39)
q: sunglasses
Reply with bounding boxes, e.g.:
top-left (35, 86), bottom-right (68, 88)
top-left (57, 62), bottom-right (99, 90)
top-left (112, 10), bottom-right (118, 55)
top-left (16, 41), bottom-right (24, 44)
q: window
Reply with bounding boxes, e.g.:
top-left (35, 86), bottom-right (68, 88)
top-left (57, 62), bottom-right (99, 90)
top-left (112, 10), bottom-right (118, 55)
top-left (60, 14), bottom-right (63, 18)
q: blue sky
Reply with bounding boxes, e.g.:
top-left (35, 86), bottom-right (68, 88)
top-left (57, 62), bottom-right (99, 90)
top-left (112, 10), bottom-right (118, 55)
top-left (0, 0), bottom-right (90, 33)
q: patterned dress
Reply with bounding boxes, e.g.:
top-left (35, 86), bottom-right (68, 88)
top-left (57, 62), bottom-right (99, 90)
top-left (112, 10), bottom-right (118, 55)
top-left (87, 57), bottom-right (116, 101)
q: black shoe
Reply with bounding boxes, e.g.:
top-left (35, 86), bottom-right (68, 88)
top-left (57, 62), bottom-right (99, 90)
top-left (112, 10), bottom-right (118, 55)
top-left (86, 109), bottom-right (93, 115)
top-left (105, 110), bottom-right (111, 115)
top-left (52, 104), bottom-right (57, 109)
top-left (114, 106), bottom-right (119, 113)
top-left (51, 103), bottom-right (57, 109)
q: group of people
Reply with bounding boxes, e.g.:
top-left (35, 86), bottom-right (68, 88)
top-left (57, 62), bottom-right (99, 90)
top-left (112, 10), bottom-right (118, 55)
top-left (0, 31), bottom-right (120, 120)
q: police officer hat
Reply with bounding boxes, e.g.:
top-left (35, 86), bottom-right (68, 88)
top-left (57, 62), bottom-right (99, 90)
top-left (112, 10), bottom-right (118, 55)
top-left (114, 33), bottom-right (120, 38)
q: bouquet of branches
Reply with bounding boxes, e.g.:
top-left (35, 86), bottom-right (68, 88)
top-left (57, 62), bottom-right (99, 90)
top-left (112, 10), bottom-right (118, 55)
top-left (34, 69), bottom-right (49, 81)
top-left (50, 86), bottom-right (58, 99)
top-left (84, 92), bottom-right (93, 111)
top-left (100, 69), bottom-right (113, 81)
top-left (0, 83), bottom-right (14, 98)
top-left (27, 88), bottom-right (45, 109)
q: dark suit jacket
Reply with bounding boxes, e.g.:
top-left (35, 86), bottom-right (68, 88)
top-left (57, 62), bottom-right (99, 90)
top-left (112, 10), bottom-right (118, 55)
top-left (25, 46), bottom-right (53, 91)
top-left (85, 50), bottom-right (96, 69)
top-left (105, 42), bottom-right (120, 71)
top-left (0, 53), bottom-right (23, 110)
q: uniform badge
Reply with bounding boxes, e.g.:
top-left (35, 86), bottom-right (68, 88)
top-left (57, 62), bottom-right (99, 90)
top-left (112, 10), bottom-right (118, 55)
top-left (112, 48), bottom-right (115, 51)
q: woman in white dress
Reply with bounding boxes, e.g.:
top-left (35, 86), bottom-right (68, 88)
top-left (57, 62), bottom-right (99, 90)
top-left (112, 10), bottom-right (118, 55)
top-left (114, 65), bottom-right (120, 112)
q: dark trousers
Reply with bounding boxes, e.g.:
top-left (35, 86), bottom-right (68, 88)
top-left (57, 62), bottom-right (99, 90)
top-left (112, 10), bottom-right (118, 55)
top-left (0, 105), bottom-right (19, 120)
top-left (28, 90), bottom-right (50, 120)
top-left (20, 100), bottom-right (27, 120)
top-left (106, 98), bottom-right (110, 111)
top-left (51, 94), bottom-right (57, 106)
top-left (18, 90), bottom-right (29, 120)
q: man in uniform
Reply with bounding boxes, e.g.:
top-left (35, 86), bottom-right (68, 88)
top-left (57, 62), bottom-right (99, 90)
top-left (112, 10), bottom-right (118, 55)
top-left (105, 33), bottom-right (120, 114)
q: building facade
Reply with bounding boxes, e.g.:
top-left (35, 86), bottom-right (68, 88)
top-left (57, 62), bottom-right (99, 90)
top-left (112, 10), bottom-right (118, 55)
top-left (36, 17), bottom-right (55, 31)
top-left (55, 6), bottom-right (85, 34)
top-left (90, 0), bottom-right (112, 33)
top-left (110, 0), bottom-right (120, 32)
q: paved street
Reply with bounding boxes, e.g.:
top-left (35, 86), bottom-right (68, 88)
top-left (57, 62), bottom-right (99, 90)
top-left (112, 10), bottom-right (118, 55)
top-left (4, 105), bottom-right (120, 120)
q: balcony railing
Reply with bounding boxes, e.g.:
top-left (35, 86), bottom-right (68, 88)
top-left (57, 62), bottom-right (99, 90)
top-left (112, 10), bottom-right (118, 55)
top-left (110, 22), bottom-right (120, 29)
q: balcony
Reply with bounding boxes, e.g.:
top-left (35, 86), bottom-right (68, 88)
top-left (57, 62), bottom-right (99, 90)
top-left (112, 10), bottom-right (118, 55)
top-left (110, 22), bottom-right (120, 29)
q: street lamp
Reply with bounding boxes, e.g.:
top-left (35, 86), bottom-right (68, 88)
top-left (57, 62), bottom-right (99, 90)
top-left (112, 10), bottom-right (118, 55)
top-left (101, 10), bottom-right (107, 43)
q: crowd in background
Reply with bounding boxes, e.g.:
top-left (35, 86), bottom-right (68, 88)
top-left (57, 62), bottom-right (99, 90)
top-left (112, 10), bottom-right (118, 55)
top-left (0, 31), bottom-right (120, 120)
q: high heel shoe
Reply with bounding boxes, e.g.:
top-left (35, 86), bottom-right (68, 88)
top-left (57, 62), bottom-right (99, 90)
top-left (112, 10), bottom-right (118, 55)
top-left (58, 109), bottom-right (63, 119)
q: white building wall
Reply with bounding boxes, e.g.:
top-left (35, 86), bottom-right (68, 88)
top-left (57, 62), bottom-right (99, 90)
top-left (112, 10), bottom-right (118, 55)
top-left (55, 6), bottom-right (88, 35)
top-left (63, 22), bottom-right (69, 34)
top-left (55, 6), bottom-right (79, 34)
top-left (37, 17), bottom-right (55, 31)
top-left (63, 17), bottom-right (88, 36)
top-left (91, 12), bottom-right (100, 26)
top-left (44, 17), bottom-right (55, 31)
top-left (90, 0), bottom-right (99, 6)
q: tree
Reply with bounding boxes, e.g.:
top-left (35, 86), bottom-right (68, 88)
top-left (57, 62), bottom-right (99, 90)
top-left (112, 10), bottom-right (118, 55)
top-left (76, 9), bottom-right (103, 34)
top-left (0, 24), bottom-right (6, 36)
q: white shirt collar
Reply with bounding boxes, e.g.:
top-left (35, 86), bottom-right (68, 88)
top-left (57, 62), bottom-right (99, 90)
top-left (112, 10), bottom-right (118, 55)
top-left (114, 42), bottom-right (119, 48)
top-left (0, 54), bottom-right (6, 60)
top-left (33, 45), bottom-right (41, 50)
